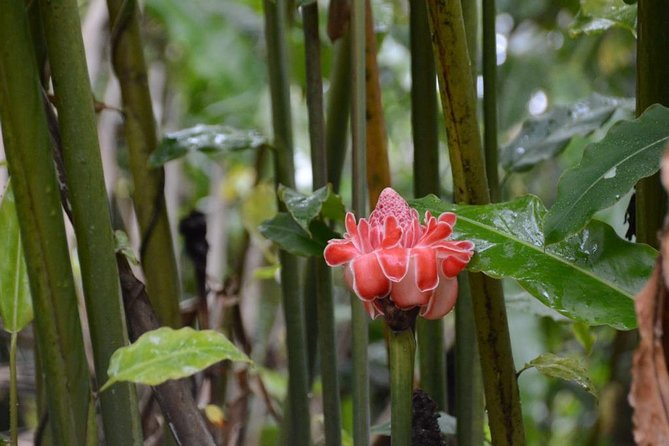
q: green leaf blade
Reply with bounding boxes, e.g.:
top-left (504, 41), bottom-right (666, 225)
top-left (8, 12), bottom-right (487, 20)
top-left (523, 353), bottom-right (596, 398)
top-left (569, 0), bottom-right (637, 37)
top-left (545, 104), bottom-right (669, 244)
top-left (0, 184), bottom-right (33, 333)
top-left (411, 195), bottom-right (656, 330)
top-left (258, 213), bottom-right (326, 257)
top-left (148, 124), bottom-right (266, 167)
top-left (277, 184), bottom-right (345, 234)
top-left (102, 327), bottom-right (252, 391)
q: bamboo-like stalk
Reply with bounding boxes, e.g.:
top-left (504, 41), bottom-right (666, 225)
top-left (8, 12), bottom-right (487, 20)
top-left (9, 332), bottom-right (17, 446)
top-left (0, 2), bottom-right (91, 443)
top-left (351, 0), bottom-right (371, 442)
top-left (425, 0), bottom-right (525, 444)
top-left (326, 33), bottom-right (352, 192)
top-left (302, 3), bottom-right (343, 444)
top-left (388, 328), bottom-right (416, 445)
top-left (636, 0), bottom-right (669, 248)
top-left (410, 0), bottom-right (446, 410)
top-left (38, 1), bottom-right (142, 443)
top-left (365, 0), bottom-right (391, 206)
top-left (263, 0), bottom-right (312, 444)
top-left (482, 0), bottom-right (499, 202)
top-left (105, 0), bottom-right (181, 327)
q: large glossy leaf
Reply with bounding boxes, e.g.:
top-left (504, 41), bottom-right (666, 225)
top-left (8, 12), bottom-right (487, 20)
top-left (277, 184), bottom-right (345, 235)
top-left (545, 104), bottom-right (669, 244)
top-left (259, 213), bottom-right (338, 257)
top-left (101, 327), bottom-right (251, 391)
top-left (411, 195), bottom-right (656, 330)
top-left (501, 94), bottom-right (633, 172)
top-left (520, 353), bottom-right (596, 398)
top-left (148, 124), bottom-right (266, 167)
top-left (0, 184), bottom-right (33, 333)
top-left (569, 0), bottom-right (636, 37)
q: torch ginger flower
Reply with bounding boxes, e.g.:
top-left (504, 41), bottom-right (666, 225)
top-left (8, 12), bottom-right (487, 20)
top-left (323, 188), bottom-right (474, 320)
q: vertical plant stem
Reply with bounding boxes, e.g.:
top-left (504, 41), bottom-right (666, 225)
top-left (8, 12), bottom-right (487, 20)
top-left (425, 0), bottom-right (525, 444)
top-left (482, 0), bottom-right (499, 202)
top-left (326, 33), bottom-right (352, 192)
top-left (388, 328), bottom-right (416, 446)
top-left (9, 332), bottom-right (17, 446)
top-left (365, 0), bottom-right (391, 206)
top-left (302, 3), bottom-right (343, 444)
top-left (636, 0), bottom-right (669, 248)
top-left (38, 1), bottom-right (143, 444)
top-left (0, 2), bottom-right (91, 443)
top-left (351, 0), bottom-right (371, 442)
top-left (105, 0), bottom-right (181, 327)
top-left (264, 0), bottom-right (312, 444)
top-left (455, 274), bottom-right (484, 446)
top-left (410, 0), bottom-right (446, 410)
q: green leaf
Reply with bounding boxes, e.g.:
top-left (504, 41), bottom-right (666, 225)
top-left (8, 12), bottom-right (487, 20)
top-left (113, 230), bottom-right (138, 265)
top-left (572, 322), bottom-right (596, 355)
top-left (259, 213), bottom-right (326, 257)
top-left (277, 184), bottom-right (345, 235)
top-left (0, 184), bottom-right (33, 333)
top-left (501, 93), bottom-right (633, 172)
top-left (148, 124), bottom-right (266, 167)
top-left (569, 0), bottom-right (637, 37)
top-left (545, 104), bottom-right (669, 244)
top-left (410, 195), bottom-right (656, 330)
top-left (101, 327), bottom-right (252, 391)
top-left (522, 353), bottom-right (596, 398)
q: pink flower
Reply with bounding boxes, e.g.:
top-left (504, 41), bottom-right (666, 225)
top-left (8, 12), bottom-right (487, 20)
top-left (323, 187), bottom-right (474, 320)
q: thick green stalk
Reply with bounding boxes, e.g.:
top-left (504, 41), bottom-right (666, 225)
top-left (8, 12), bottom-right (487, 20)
top-left (38, 1), bottom-right (142, 444)
top-left (105, 0), bottom-right (181, 327)
top-left (351, 0), bottom-right (371, 442)
top-left (326, 33), bottom-right (352, 192)
top-left (9, 332), bottom-right (17, 446)
top-left (264, 0), bottom-right (311, 444)
top-left (455, 274), bottom-right (484, 446)
top-left (636, 0), bottom-right (669, 248)
top-left (410, 0), bottom-right (446, 410)
top-left (482, 0), bottom-right (499, 202)
top-left (303, 3), bottom-right (343, 444)
top-left (388, 328), bottom-right (416, 446)
top-left (425, 0), bottom-right (525, 444)
top-left (0, 2), bottom-right (90, 443)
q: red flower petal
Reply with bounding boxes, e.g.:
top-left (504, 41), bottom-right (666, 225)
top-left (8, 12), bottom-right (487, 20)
top-left (420, 276), bottom-right (458, 320)
top-left (441, 256), bottom-right (470, 278)
top-left (438, 212), bottom-right (456, 227)
top-left (418, 221), bottom-right (452, 246)
top-left (349, 253), bottom-right (390, 300)
top-left (381, 216), bottom-right (402, 248)
top-left (389, 255), bottom-right (433, 308)
top-left (376, 247), bottom-right (410, 281)
top-left (364, 300), bottom-right (385, 319)
top-left (323, 240), bottom-right (359, 266)
top-left (412, 247), bottom-right (439, 291)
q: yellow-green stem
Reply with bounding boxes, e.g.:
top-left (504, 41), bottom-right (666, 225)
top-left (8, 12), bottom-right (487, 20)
top-left (389, 328), bottom-right (416, 445)
top-left (9, 332), bottom-right (17, 446)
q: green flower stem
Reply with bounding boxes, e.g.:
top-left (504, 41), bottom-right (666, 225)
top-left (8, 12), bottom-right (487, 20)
top-left (410, 0), bottom-right (446, 410)
top-left (105, 0), bottom-right (181, 327)
top-left (9, 332), bottom-right (17, 446)
top-left (425, 0), bottom-right (525, 444)
top-left (455, 274), bottom-right (484, 446)
top-left (0, 1), bottom-right (91, 443)
top-left (389, 328), bottom-right (416, 446)
top-left (303, 3), bottom-right (343, 444)
top-left (636, 0), bottom-right (669, 248)
top-left (38, 1), bottom-right (142, 443)
top-left (482, 0), bottom-right (499, 202)
top-left (264, 0), bottom-right (311, 443)
top-left (351, 0), bottom-right (371, 441)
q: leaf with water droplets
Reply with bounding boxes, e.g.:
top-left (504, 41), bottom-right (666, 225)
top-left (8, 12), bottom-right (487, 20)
top-left (522, 353), bottom-right (596, 398)
top-left (545, 104), bottom-right (669, 244)
top-left (101, 327), bottom-right (252, 391)
top-left (411, 194), bottom-right (656, 329)
top-left (569, 0), bottom-right (637, 38)
top-left (148, 124), bottom-right (266, 167)
top-left (501, 93), bottom-right (634, 172)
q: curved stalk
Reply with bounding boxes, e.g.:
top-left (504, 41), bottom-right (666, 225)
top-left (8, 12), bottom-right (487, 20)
top-left (105, 0), bottom-right (181, 327)
top-left (38, 1), bottom-right (142, 443)
top-left (389, 328), bottom-right (416, 445)
top-left (425, 0), bottom-right (525, 444)
top-left (0, 2), bottom-right (91, 443)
